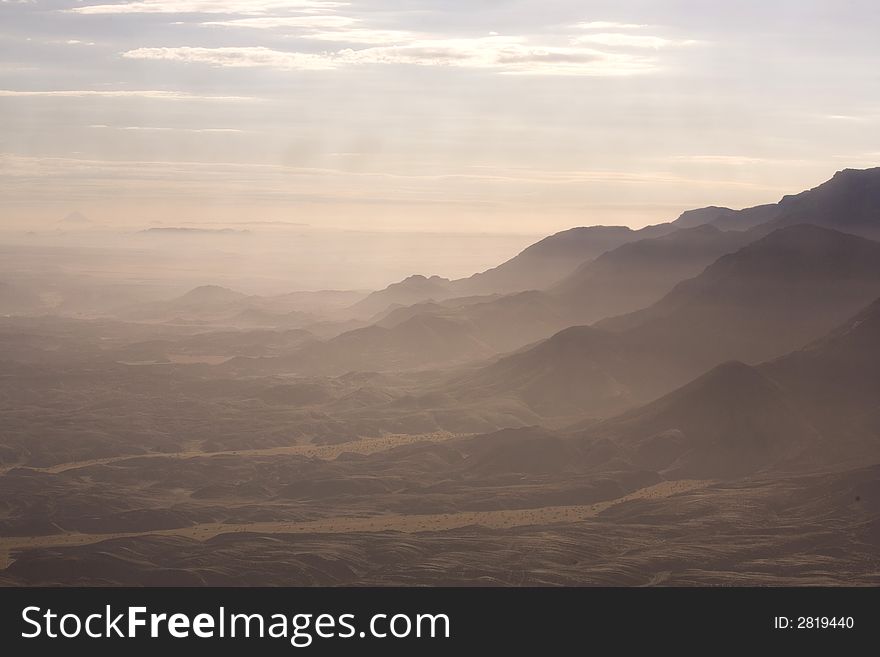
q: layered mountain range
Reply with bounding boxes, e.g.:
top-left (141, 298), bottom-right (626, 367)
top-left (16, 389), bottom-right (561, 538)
top-left (2, 167), bottom-right (880, 586)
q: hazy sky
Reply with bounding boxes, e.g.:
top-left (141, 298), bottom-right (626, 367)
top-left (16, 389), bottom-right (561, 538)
top-left (1, 0), bottom-right (879, 233)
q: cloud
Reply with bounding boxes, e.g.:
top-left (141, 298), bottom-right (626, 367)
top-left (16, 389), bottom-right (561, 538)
top-left (574, 22), bottom-right (649, 30)
top-left (0, 89), bottom-right (253, 100)
top-left (572, 33), bottom-right (701, 49)
top-left (123, 38), bottom-right (658, 76)
top-left (0, 152), bottom-right (779, 197)
top-left (824, 114), bottom-right (867, 121)
top-left (202, 14), bottom-right (419, 45)
top-left (300, 28), bottom-right (419, 45)
top-left (123, 46), bottom-right (340, 71)
top-left (70, 1), bottom-right (346, 15)
top-left (203, 15), bottom-right (357, 29)
top-left (668, 155), bottom-right (770, 166)
top-left (77, 3), bottom-right (702, 74)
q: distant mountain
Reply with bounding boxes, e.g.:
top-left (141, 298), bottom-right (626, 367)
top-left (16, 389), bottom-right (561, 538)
top-left (348, 275), bottom-right (455, 319)
top-left (375, 291), bottom-right (572, 352)
top-left (709, 204), bottom-right (782, 231)
top-left (453, 225), bottom-right (669, 296)
top-left (453, 325), bottom-right (646, 418)
top-left (671, 206), bottom-right (737, 228)
top-left (249, 291), bottom-right (582, 376)
top-left (344, 224), bottom-right (756, 364)
top-left (350, 168), bottom-right (877, 322)
top-left (351, 224), bottom-right (677, 319)
top-left (552, 224), bottom-right (755, 324)
top-left (118, 285), bottom-right (253, 323)
top-left (654, 167), bottom-right (880, 239)
top-left (232, 169), bottom-right (880, 384)
top-left (590, 361), bottom-right (819, 478)
top-left (458, 225), bottom-right (880, 420)
top-left (371, 293), bottom-right (505, 326)
top-left (176, 285), bottom-right (248, 306)
top-left (666, 167), bottom-right (880, 237)
top-left (579, 295), bottom-right (880, 478)
top-left (670, 203), bottom-right (781, 232)
top-left (598, 225), bottom-right (880, 367)
top-left (235, 313), bottom-right (497, 376)
top-left (764, 167), bottom-right (880, 239)
top-left (765, 295), bottom-right (880, 443)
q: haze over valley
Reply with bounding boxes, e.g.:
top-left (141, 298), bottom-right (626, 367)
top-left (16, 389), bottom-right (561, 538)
top-left (2, 0), bottom-right (880, 587)
top-left (2, 168), bottom-right (880, 585)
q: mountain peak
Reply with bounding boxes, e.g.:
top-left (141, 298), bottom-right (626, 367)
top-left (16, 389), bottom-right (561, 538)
top-left (179, 285), bottom-right (245, 302)
top-left (59, 211), bottom-right (91, 225)
top-left (672, 206), bottom-right (735, 228)
top-left (831, 166), bottom-right (880, 181)
top-left (769, 167), bottom-right (880, 238)
top-left (401, 274), bottom-right (448, 284)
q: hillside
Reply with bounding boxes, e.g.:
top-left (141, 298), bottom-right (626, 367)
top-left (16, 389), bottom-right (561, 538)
top-left (552, 224), bottom-right (754, 323)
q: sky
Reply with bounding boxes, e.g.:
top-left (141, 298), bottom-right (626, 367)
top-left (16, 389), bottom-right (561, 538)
top-left (1, 0), bottom-right (879, 234)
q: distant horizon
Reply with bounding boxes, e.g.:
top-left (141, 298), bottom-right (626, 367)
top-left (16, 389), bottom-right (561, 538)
top-left (3, 164), bottom-right (878, 238)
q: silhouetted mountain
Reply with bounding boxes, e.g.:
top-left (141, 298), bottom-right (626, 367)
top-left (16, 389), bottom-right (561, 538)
top-left (353, 224), bottom-right (678, 318)
top-left (459, 225), bottom-right (880, 420)
top-left (671, 206), bottom-right (737, 228)
top-left (663, 167), bottom-right (880, 239)
top-left (454, 325), bottom-right (648, 418)
top-left (668, 167), bottom-right (880, 238)
top-left (372, 290), bottom-right (573, 353)
top-left (348, 224), bottom-right (753, 364)
top-left (765, 167), bottom-right (880, 239)
top-left (454, 225), bottom-right (662, 295)
top-left (671, 203), bottom-right (781, 231)
top-left (582, 296), bottom-right (880, 477)
top-left (177, 285), bottom-right (248, 306)
top-left (237, 313), bottom-right (496, 375)
top-left (765, 296), bottom-right (880, 444)
top-left (553, 224), bottom-right (754, 323)
top-left (354, 168), bottom-right (873, 321)
top-left (710, 203), bottom-right (782, 231)
top-left (598, 225), bottom-right (880, 366)
top-left (371, 293), bottom-right (505, 326)
top-left (591, 361), bottom-right (819, 478)
top-left (348, 275), bottom-right (454, 319)
top-left (119, 285), bottom-right (252, 322)
top-left (374, 301), bottom-right (453, 327)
